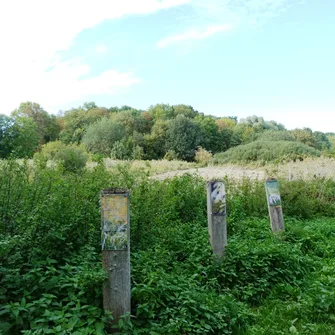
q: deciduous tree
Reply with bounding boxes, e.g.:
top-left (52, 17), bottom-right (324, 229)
top-left (12, 102), bottom-right (59, 144)
top-left (165, 115), bottom-right (202, 161)
top-left (82, 117), bottom-right (125, 155)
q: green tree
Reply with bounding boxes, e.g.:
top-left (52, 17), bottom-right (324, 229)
top-left (82, 117), bottom-right (125, 155)
top-left (232, 122), bottom-right (256, 145)
top-left (82, 101), bottom-right (97, 110)
top-left (148, 104), bottom-right (198, 121)
top-left (313, 131), bottom-right (331, 151)
top-left (148, 104), bottom-right (175, 121)
top-left (11, 117), bottom-right (40, 158)
top-left (194, 115), bottom-right (221, 153)
top-left (215, 117), bottom-right (236, 151)
top-left (266, 120), bottom-right (285, 131)
top-left (165, 115), bottom-right (202, 161)
top-left (290, 128), bottom-right (316, 148)
top-left (111, 109), bottom-right (151, 135)
top-left (108, 105), bottom-right (135, 113)
top-left (0, 114), bottom-right (16, 158)
top-left (12, 102), bottom-right (59, 144)
top-left (326, 133), bottom-right (335, 152)
top-left (142, 120), bottom-right (169, 159)
top-left (172, 104), bottom-right (198, 118)
top-left (59, 105), bottom-right (109, 144)
top-left (240, 115), bottom-right (285, 134)
top-left (216, 117), bottom-right (237, 131)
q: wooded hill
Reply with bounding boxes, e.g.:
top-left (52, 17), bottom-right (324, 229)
top-left (0, 101), bottom-right (333, 162)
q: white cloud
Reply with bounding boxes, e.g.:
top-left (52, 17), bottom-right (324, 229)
top-left (158, 0), bottom-right (293, 48)
top-left (157, 24), bottom-right (233, 48)
top-left (0, 0), bottom-right (190, 113)
top-left (8, 60), bottom-right (140, 113)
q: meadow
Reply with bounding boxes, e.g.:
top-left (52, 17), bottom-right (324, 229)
top-left (0, 158), bottom-right (334, 334)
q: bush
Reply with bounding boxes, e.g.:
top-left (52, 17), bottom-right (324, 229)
top-left (163, 149), bottom-right (179, 161)
top-left (34, 141), bottom-right (88, 172)
top-left (257, 130), bottom-right (296, 142)
top-left (216, 232), bottom-right (312, 305)
top-left (55, 146), bottom-right (88, 172)
top-left (125, 272), bottom-right (250, 335)
top-left (34, 141), bottom-right (67, 160)
top-left (194, 146), bottom-right (212, 165)
top-left (0, 249), bottom-right (110, 335)
top-left (0, 161), bottom-right (114, 333)
top-left (212, 140), bottom-right (321, 165)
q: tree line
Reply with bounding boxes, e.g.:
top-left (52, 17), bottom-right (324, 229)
top-left (0, 101), bottom-right (332, 161)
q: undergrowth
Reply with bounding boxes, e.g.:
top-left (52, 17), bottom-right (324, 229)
top-left (0, 160), bottom-right (334, 334)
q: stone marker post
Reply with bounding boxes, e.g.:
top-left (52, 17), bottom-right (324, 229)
top-left (265, 178), bottom-right (285, 232)
top-left (207, 181), bottom-right (227, 257)
top-left (101, 188), bottom-right (130, 330)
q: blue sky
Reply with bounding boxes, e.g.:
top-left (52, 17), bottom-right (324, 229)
top-left (1, 0), bottom-right (334, 132)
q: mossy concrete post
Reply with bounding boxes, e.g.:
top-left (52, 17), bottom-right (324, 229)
top-left (265, 178), bottom-right (285, 232)
top-left (207, 181), bottom-right (227, 257)
top-left (101, 188), bottom-right (130, 331)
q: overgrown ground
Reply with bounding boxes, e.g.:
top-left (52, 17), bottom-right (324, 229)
top-left (0, 160), bottom-right (334, 334)
top-left (153, 157), bottom-right (335, 181)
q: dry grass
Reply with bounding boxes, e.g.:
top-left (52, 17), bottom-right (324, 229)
top-left (87, 158), bottom-right (196, 175)
top-left (20, 156), bottom-right (335, 181)
top-left (266, 156), bottom-right (335, 180)
top-left (152, 156), bottom-right (335, 181)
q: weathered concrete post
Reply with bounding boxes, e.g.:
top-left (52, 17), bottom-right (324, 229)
top-left (207, 181), bottom-right (227, 257)
top-left (265, 178), bottom-right (285, 232)
top-left (101, 188), bottom-right (130, 330)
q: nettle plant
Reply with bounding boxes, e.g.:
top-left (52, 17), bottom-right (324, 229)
top-left (0, 161), bottom-right (334, 334)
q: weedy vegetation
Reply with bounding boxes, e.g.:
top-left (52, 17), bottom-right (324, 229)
top-left (0, 159), bottom-right (334, 334)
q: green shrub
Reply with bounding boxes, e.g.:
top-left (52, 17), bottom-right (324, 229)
top-left (0, 249), bottom-right (110, 335)
top-left (257, 130), bottom-right (296, 142)
top-left (125, 272), bottom-right (250, 335)
top-left (34, 141), bottom-right (67, 160)
top-left (163, 149), bottom-right (179, 161)
top-left (34, 141), bottom-right (88, 172)
top-left (280, 178), bottom-right (335, 219)
top-left (194, 146), bottom-right (212, 165)
top-left (124, 222), bottom-right (253, 334)
top-left (130, 174), bottom-right (207, 250)
top-left (223, 176), bottom-right (335, 220)
top-left (212, 140), bottom-right (320, 164)
top-left (215, 234), bottom-right (312, 305)
top-left (55, 146), bottom-right (88, 172)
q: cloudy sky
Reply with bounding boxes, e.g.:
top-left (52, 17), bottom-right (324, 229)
top-left (1, 0), bottom-right (334, 132)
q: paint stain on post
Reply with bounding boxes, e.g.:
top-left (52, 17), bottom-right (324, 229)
top-left (265, 178), bottom-right (285, 232)
top-left (210, 181), bottom-right (226, 215)
top-left (101, 191), bottom-right (129, 250)
top-left (265, 179), bottom-right (282, 208)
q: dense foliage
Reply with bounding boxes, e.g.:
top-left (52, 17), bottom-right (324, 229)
top-left (0, 102), bottom-right (333, 161)
top-left (0, 161), bottom-right (334, 334)
top-left (212, 140), bottom-right (321, 165)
